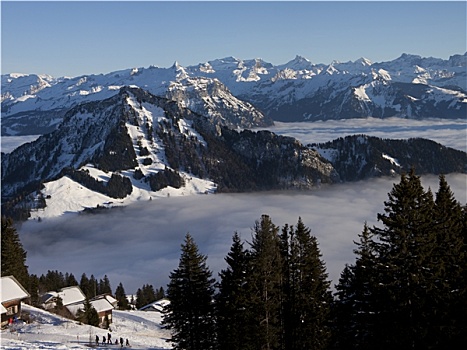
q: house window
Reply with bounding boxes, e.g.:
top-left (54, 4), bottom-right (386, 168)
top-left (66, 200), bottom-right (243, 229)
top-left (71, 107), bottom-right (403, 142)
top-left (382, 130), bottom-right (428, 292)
top-left (6, 305), bottom-right (17, 316)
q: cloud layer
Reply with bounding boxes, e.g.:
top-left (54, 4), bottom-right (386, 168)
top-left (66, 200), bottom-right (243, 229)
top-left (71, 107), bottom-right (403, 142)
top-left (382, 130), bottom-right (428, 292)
top-left (19, 173), bottom-right (466, 294)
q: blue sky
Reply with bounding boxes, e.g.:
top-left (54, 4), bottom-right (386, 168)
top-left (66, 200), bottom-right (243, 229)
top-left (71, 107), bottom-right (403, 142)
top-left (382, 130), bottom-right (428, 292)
top-left (2, 1), bottom-right (466, 77)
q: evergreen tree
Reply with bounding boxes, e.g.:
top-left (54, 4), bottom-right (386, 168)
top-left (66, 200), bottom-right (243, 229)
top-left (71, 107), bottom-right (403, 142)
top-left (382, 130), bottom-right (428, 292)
top-left (88, 275), bottom-right (97, 298)
top-left (28, 274), bottom-right (41, 307)
top-left (115, 282), bottom-right (129, 310)
top-left (65, 272), bottom-right (78, 287)
top-left (38, 270), bottom-right (67, 293)
top-left (333, 223), bottom-right (379, 349)
top-left (428, 174), bottom-right (467, 345)
top-left (163, 233), bottom-right (216, 350)
top-left (216, 232), bottom-right (252, 350)
top-left (287, 217), bottom-right (332, 350)
top-left (155, 286), bottom-right (165, 300)
top-left (369, 169), bottom-right (437, 348)
top-left (98, 275), bottom-right (112, 295)
top-left (135, 287), bottom-right (144, 309)
top-left (135, 284), bottom-right (157, 309)
top-left (247, 215), bottom-right (283, 350)
top-left (76, 298), bottom-right (99, 327)
top-left (1, 216), bottom-right (29, 287)
top-left (80, 273), bottom-right (97, 299)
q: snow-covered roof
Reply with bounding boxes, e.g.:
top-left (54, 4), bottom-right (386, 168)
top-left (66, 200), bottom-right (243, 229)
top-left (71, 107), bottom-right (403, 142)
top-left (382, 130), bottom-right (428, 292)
top-left (90, 298), bottom-right (114, 313)
top-left (57, 286), bottom-right (86, 306)
top-left (1, 276), bottom-right (30, 304)
top-left (1, 304), bottom-right (7, 314)
top-left (139, 298), bottom-right (170, 312)
top-left (66, 298), bottom-right (114, 316)
top-left (92, 293), bottom-right (118, 306)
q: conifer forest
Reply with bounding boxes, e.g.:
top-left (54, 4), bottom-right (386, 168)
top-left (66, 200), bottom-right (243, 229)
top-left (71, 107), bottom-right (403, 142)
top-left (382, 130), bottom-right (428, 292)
top-left (2, 170), bottom-right (466, 349)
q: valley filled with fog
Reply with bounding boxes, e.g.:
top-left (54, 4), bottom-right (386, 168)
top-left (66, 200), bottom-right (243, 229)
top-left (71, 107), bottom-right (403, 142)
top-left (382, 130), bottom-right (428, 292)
top-left (16, 117), bottom-right (467, 294)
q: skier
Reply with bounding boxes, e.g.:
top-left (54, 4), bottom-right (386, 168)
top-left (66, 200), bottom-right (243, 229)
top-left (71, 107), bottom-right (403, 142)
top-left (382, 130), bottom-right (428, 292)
top-left (95, 335), bottom-right (99, 345)
top-left (126, 338), bottom-right (130, 347)
top-left (120, 337), bottom-right (124, 347)
top-left (102, 335), bottom-right (106, 345)
top-left (108, 332), bottom-right (112, 344)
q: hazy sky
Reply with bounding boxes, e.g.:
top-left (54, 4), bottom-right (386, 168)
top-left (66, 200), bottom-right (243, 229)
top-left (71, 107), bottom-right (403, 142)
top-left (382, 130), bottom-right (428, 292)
top-left (2, 1), bottom-right (466, 77)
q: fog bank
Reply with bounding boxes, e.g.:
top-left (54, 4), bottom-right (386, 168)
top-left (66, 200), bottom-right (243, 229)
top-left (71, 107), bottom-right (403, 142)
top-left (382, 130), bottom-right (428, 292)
top-left (19, 173), bottom-right (466, 294)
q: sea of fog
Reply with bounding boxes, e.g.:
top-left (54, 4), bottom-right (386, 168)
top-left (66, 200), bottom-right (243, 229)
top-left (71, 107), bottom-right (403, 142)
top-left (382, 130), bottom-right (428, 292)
top-left (12, 117), bottom-right (467, 294)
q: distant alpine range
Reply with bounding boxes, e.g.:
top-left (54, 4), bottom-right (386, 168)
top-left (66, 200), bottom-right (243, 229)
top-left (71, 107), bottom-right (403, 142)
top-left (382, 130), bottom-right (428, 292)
top-left (2, 52), bottom-right (466, 135)
top-left (1, 53), bottom-right (466, 219)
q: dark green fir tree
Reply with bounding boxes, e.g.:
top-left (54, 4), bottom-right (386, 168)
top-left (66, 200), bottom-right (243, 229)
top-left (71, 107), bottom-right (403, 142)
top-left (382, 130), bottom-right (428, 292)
top-left (115, 282), bottom-right (129, 310)
top-left (76, 298), bottom-right (99, 327)
top-left (370, 169), bottom-right (437, 348)
top-left (287, 217), bottom-right (332, 350)
top-left (216, 232), bottom-right (252, 350)
top-left (163, 233), bottom-right (216, 350)
top-left (247, 215), bottom-right (283, 350)
top-left (428, 174), bottom-right (467, 345)
top-left (333, 223), bottom-right (379, 349)
top-left (1, 216), bottom-right (29, 288)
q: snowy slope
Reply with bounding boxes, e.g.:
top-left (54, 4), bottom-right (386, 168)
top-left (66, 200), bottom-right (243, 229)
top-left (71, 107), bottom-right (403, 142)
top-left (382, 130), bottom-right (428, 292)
top-left (28, 171), bottom-right (216, 220)
top-left (0, 304), bottom-right (172, 349)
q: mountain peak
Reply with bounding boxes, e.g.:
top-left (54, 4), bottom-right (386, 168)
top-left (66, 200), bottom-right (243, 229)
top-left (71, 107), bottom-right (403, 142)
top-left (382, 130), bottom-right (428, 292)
top-left (355, 57), bottom-right (372, 66)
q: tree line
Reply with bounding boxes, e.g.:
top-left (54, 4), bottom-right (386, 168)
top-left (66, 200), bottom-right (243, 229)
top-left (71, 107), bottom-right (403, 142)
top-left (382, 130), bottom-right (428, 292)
top-left (2, 170), bottom-right (466, 348)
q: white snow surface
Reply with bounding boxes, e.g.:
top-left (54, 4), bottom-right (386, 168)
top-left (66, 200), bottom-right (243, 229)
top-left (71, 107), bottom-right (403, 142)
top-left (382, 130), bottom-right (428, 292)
top-left (0, 304), bottom-right (172, 349)
top-left (29, 172), bottom-right (216, 220)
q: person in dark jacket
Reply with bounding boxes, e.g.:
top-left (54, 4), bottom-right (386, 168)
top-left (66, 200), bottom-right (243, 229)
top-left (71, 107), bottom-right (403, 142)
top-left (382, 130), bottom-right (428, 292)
top-left (120, 337), bottom-right (124, 347)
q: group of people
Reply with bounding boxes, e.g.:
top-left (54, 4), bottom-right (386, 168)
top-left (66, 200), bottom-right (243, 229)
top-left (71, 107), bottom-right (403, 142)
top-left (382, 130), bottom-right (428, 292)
top-left (95, 332), bottom-right (130, 347)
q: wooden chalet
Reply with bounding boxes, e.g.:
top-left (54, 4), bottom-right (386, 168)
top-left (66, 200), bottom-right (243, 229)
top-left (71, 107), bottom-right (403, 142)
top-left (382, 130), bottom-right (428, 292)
top-left (0, 276), bottom-right (30, 328)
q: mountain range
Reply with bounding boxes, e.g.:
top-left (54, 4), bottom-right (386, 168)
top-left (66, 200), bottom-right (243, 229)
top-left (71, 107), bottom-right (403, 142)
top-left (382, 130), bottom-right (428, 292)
top-left (1, 53), bottom-right (466, 219)
top-left (2, 53), bottom-right (466, 136)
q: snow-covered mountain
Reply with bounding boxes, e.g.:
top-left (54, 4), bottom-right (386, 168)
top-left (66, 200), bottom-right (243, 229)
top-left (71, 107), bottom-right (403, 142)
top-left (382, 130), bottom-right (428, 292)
top-left (2, 86), bottom-right (465, 220)
top-left (2, 53), bottom-right (466, 135)
top-left (1, 63), bottom-right (271, 136)
top-left (1, 54), bottom-right (466, 219)
top-left (1, 86), bottom-right (341, 219)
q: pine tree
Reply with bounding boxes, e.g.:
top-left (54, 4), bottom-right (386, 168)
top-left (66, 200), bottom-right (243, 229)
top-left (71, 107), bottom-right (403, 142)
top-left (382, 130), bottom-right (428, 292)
top-left (65, 273), bottom-right (78, 287)
top-left (135, 284), bottom-right (157, 308)
top-left (98, 275), bottom-right (112, 295)
top-left (115, 282), bottom-right (129, 310)
top-left (1, 216), bottom-right (29, 287)
top-left (287, 217), bottom-right (332, 350)
top-left (333, 223), bottom-right (379, 349)
top-left (155, 286), bottom-right (165, 300)
top-left (216, 232), bottom-right (251, 350)
top-left (370, 169), bottom-right (437, 348)
top-left (247, 215), bottom-right (283, 350)
top-left (163, 233), bottom-right (216, 350)
top-left (76, 298), bottom-right (99, 327)
top-left (28, 274), bottom-right (41, 307)
top-left (428, 174), bottom-right (467, 345)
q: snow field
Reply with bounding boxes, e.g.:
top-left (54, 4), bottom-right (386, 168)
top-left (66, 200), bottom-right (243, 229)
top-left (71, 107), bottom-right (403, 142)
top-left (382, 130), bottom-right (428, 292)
top-left (0, 304), bottom-right (172, 350)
